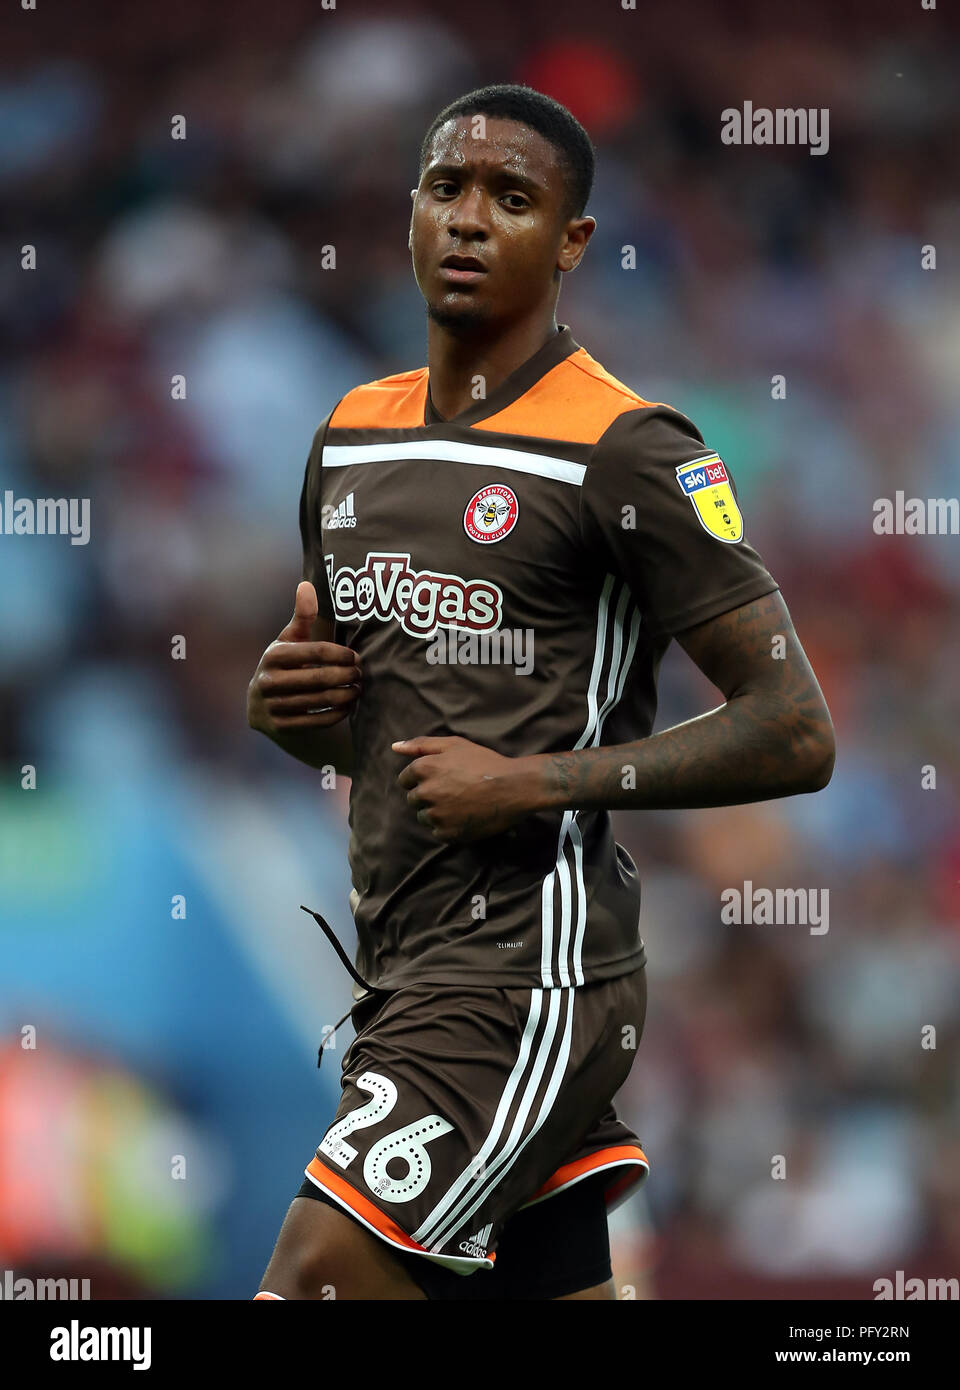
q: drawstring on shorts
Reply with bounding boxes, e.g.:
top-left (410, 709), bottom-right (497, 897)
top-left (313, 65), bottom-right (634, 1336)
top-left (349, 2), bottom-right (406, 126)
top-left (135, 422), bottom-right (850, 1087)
top-left (300, 904), bottom-right (381, 1070)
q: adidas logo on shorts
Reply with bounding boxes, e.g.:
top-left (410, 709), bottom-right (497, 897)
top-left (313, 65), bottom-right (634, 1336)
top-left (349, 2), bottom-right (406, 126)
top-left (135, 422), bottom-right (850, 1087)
top-left (327, 492), bottom-right (357, 529)
top-left (458, 1223), bottom-right (493, 1258)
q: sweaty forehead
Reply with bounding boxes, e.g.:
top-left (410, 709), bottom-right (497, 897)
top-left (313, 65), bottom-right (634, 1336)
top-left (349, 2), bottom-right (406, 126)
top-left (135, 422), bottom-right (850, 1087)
top-left (423, 116), bottom-right (562, 184)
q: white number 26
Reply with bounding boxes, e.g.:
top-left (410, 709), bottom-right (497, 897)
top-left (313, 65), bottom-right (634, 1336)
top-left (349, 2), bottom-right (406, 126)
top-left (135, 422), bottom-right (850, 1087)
top-left (318, 1070), bottom-right (453, 1205)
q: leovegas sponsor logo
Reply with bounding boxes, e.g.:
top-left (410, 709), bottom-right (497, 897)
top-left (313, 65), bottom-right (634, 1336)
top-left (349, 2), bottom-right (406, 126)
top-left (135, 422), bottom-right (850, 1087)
top-left (327, 551), bottom-right (503, 637)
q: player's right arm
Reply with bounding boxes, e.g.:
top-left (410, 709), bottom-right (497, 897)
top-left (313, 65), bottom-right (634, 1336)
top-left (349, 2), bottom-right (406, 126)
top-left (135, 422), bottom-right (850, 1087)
top-left (247, 580), bottom-right (360, 778)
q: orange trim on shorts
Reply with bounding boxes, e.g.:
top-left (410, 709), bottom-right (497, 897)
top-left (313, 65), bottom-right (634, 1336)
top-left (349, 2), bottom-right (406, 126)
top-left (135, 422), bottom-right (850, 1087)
top-left (304, 1154), bottom-right (497, 1265)
top-left (604, 1162), bottom-right (647, 1207)
top-left (525, 1143), bottom-right (650, 1205)
top-left (306, 1155), bottom-right (430, 1253)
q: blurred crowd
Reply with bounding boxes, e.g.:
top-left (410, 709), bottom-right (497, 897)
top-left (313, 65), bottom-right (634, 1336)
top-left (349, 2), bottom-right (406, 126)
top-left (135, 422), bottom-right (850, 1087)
top-left (2, 0), bottom-right (959, 1297)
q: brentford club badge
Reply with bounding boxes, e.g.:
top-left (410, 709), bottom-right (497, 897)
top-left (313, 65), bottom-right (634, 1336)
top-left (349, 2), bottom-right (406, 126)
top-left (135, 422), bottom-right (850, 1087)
top-left (464, 484), bottom-right (519, 544)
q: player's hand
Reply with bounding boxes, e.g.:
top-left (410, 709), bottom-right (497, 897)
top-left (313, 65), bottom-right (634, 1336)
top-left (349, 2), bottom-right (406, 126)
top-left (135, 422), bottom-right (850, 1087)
top-left (248, 581), bottom-right (362, 733)
top-left (393, 735), bottom-right (533, 843)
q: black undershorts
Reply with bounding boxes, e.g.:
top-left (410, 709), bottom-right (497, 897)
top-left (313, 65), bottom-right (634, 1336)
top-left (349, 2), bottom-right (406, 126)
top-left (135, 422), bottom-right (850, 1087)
top-left (295, 1166), bottom-right (613, 1300)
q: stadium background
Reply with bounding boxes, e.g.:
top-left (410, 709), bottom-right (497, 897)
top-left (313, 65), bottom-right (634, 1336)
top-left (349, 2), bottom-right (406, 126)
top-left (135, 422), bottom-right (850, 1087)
top-left (1, 0), bottom-right (959, 1298)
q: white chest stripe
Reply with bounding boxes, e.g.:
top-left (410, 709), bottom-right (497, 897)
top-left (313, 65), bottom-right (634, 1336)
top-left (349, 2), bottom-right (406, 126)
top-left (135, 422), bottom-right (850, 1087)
top-left (323, 440), bottom-right (586, 486)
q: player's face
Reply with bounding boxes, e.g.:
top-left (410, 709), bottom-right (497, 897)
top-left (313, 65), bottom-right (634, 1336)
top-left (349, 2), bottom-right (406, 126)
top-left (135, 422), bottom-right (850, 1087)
top-left (411, 116), bottom-right (579, 329)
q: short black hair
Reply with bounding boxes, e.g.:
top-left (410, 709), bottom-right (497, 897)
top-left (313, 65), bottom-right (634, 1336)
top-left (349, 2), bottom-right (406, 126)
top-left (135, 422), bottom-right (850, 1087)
top-left (419, 83), bottom-right (595, 222)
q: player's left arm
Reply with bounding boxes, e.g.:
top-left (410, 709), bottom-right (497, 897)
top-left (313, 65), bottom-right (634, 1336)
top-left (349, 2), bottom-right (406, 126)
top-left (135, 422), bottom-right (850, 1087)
top-left (395, 407), bottom-right (835, 840)
top-left (393, 589), bottom-right (834, 842)
top-left (532, 586), bottom-right (835, 813)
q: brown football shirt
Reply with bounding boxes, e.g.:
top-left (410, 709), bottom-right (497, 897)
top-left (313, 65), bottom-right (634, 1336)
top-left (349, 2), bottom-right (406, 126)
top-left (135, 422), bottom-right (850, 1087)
top-left (298, 324), bottom-right (779, 990)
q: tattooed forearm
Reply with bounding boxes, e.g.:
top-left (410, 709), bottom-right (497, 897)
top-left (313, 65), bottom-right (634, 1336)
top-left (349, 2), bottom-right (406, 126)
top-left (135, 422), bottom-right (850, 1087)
top-left (537, 695), bottom-right (829, 811)
top-left (524, 592), bottom-right (836, 813)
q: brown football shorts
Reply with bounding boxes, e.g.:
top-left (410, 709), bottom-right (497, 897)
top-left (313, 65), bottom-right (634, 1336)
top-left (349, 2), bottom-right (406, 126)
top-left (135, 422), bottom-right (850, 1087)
top-left (299, 967), bottom-right (649, 1276)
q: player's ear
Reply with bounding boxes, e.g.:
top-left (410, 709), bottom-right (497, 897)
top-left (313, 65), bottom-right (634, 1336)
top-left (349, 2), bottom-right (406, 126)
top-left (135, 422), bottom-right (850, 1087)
top-left (558, 216), bottom-right (596, 274)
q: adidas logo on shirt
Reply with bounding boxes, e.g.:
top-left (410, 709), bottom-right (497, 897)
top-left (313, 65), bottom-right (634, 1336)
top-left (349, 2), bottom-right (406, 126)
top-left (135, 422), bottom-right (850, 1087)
top-left (327, 492), bottom-right (357, 529)
top-left (458, 1223), bottom-right (493, 1258)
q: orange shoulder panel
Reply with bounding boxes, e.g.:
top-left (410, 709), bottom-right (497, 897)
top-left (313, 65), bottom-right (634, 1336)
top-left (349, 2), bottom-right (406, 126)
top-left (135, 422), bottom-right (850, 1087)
top-left (330, 369), bottom-right (428, 430)
top-left (472, 347), bottom-right (673, 444)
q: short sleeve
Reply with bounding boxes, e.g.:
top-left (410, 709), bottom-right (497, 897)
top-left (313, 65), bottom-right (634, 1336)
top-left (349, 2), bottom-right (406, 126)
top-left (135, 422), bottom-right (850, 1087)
top-left (580, 404), bottom-right (779, 636)
top-left (297, 412), bottom-right (336, 622)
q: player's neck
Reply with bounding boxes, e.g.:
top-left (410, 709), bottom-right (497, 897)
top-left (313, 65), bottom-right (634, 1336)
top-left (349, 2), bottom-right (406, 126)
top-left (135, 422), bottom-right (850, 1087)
top-left (425, 312), bottom-right (560, 422)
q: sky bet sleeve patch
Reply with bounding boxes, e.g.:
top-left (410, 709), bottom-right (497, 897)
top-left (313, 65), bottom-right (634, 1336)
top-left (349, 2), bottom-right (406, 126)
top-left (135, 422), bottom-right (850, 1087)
top-left (675, 454), bottom-right (743, 543)
top-left (580, 404), bottom-right (778, 636)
